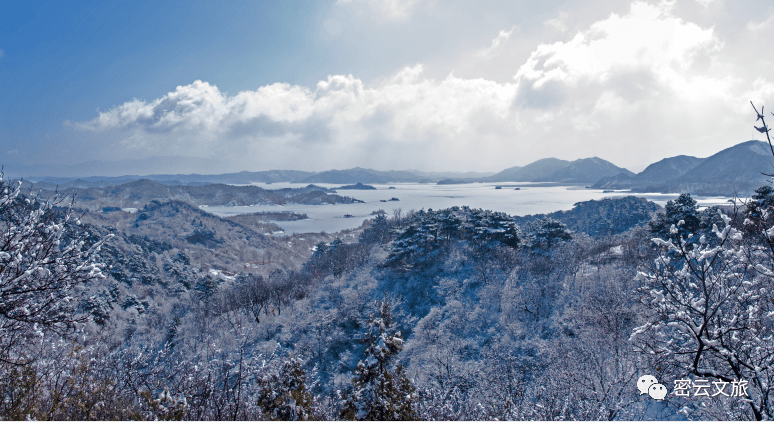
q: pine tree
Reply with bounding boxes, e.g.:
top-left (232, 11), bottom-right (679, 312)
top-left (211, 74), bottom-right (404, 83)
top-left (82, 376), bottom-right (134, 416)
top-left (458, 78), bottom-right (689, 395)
top-left (527, 218), bottom-right (572, 250)
top-left (359, 214), bottom-right (391, 244)
top-left (339, 302), bottom-right (416, 421)
top-left (255, 358), bottom-right (315, 420)
top-left (649, 193), bottom-right (701, 242)
top-left (743, 185), bottom-right (774, 245)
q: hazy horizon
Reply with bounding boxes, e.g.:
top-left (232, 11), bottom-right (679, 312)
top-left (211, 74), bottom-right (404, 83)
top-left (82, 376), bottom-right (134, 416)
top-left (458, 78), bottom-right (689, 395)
top-left (2, 1), bottom-right (773, 176)
top-left (6, 138), bottom-right (765, 179)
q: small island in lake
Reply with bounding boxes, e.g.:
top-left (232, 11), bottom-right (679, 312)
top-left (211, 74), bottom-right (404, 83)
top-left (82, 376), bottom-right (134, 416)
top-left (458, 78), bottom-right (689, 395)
top-left (336, 182), bottom-right (376, 190)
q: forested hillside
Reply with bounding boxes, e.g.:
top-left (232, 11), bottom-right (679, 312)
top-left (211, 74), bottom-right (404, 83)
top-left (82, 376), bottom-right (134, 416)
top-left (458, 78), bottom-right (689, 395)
top-left (5, 159), bottom-right (774, 420)
top-left (513, 196), bottom-right (659, 238)
top-left (27, 179), bottom-right (362, 211)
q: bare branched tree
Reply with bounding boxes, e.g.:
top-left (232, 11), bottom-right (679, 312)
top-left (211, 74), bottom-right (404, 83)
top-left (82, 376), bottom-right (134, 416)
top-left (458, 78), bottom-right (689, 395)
top-left (0, 174), bottom-right (111, 364)
top-left (632, 103), bottom-right (774, 420)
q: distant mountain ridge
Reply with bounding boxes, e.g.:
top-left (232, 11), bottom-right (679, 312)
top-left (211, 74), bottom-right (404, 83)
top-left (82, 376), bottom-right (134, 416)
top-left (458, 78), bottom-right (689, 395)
top-left (594, 140), bottom-right (774, 196)
top-left (13, 140), bottom-right (774, 196)
top-left (29, 179), bottom-right (362, 211)
top-left (406, 170), bottom-right (497, 179)
top-left (593, 155), bottom-right (707, 188)
top-left (29, 170), bottom-right (316, 188)
top-left (11, 157), bottom-right (636, 187)
top-left (485, 157), bottom-right (634, 183)
top-left (636, 155), bottom-right (706, 184)
top-left (298, 167), bottom-right (433, 184)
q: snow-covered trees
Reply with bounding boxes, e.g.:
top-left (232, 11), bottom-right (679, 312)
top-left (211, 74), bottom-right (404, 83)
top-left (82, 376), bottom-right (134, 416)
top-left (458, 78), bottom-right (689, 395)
top-left (0, 175), bottom-right (109, 360)
top-left (525, 218), bottom-right (572, 250)
top-left (307, 238), bottom-right (372, 279)
top-left (635, 204), bottom-right (774, 420)
top-left (387, 207), bottom-right (522, 267)
top-left (633, 104), bottom-right (774, 420)
top-left (254, 357), bottom-right (316, 420)
top-left (648, 193), bottom-right (722, 245)
top-left (359, 213), bottom-right (392, 245)
top-left (0, 174), bottom-right (115, 418)
top-left (742, 185), bottom-right (774, 247)
top-left (548, 265), bottom-right (646, 420)
top-left (340, 301), bottom-right (416, 421)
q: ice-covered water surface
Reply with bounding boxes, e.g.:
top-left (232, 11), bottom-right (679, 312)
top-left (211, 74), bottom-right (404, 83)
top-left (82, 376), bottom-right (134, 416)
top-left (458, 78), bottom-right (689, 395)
top-left (202, 183), bottom-right (734, 236)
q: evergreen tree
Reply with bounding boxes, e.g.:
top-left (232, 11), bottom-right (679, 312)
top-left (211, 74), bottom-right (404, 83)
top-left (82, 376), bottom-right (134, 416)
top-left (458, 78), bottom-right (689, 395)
top-left (743, 185), bottom-right (774, 246)
top-left (649, 193), bottom-right (701, 242)
top-left (388, 207), bottom-right (523, 266)
top-left (339, 302), bottom-right (416, 421)
top-left (359, 214), bottom-right (391, 245)
top-left (649, 193), bottom-right (725, 247)
top-left (255, 358), bottom-right (315, 420)
top-left (527, 218), bottom-right (572, 250)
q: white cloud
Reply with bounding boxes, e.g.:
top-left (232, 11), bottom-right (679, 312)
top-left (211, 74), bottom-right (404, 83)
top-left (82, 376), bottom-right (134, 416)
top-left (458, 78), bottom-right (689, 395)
top-left (0, 49), bottom-right (4, 58)
top-left (747, 15), bottom-right (773, 31)
top-left (505, 0), bottom-right (774, 167)
top-left (516, 1), bottom-right (720, 88)
top-left (76, 67), bottom-right (519, 171)
top-left (745, 77), bottom-right (774, 109)
top-left (78, 80), bottom-right (317, 132)
top-left (544, 11), bottom-right (568, 32)
top-left (478, 28), bottom-right (515, 59)
top-left (74, 1), bottom-right (774, 173)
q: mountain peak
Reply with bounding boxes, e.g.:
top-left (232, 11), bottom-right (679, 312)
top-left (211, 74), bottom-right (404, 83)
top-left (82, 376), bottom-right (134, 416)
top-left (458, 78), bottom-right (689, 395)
top-left (487, 156), bottom-right (630, 183)
top-left (745, 140), bottom-right (772, 156)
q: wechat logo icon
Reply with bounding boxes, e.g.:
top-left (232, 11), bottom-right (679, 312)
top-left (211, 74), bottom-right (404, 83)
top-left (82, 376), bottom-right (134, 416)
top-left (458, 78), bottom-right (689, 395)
top-left (638, 375), bottom-right (667, 400)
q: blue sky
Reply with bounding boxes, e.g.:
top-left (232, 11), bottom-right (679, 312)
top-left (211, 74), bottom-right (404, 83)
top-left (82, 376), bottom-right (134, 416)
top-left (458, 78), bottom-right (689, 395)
top-left (2, 2), bottom-right (329, 156)
top-left (1, 0), bottom-right (773, 176)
